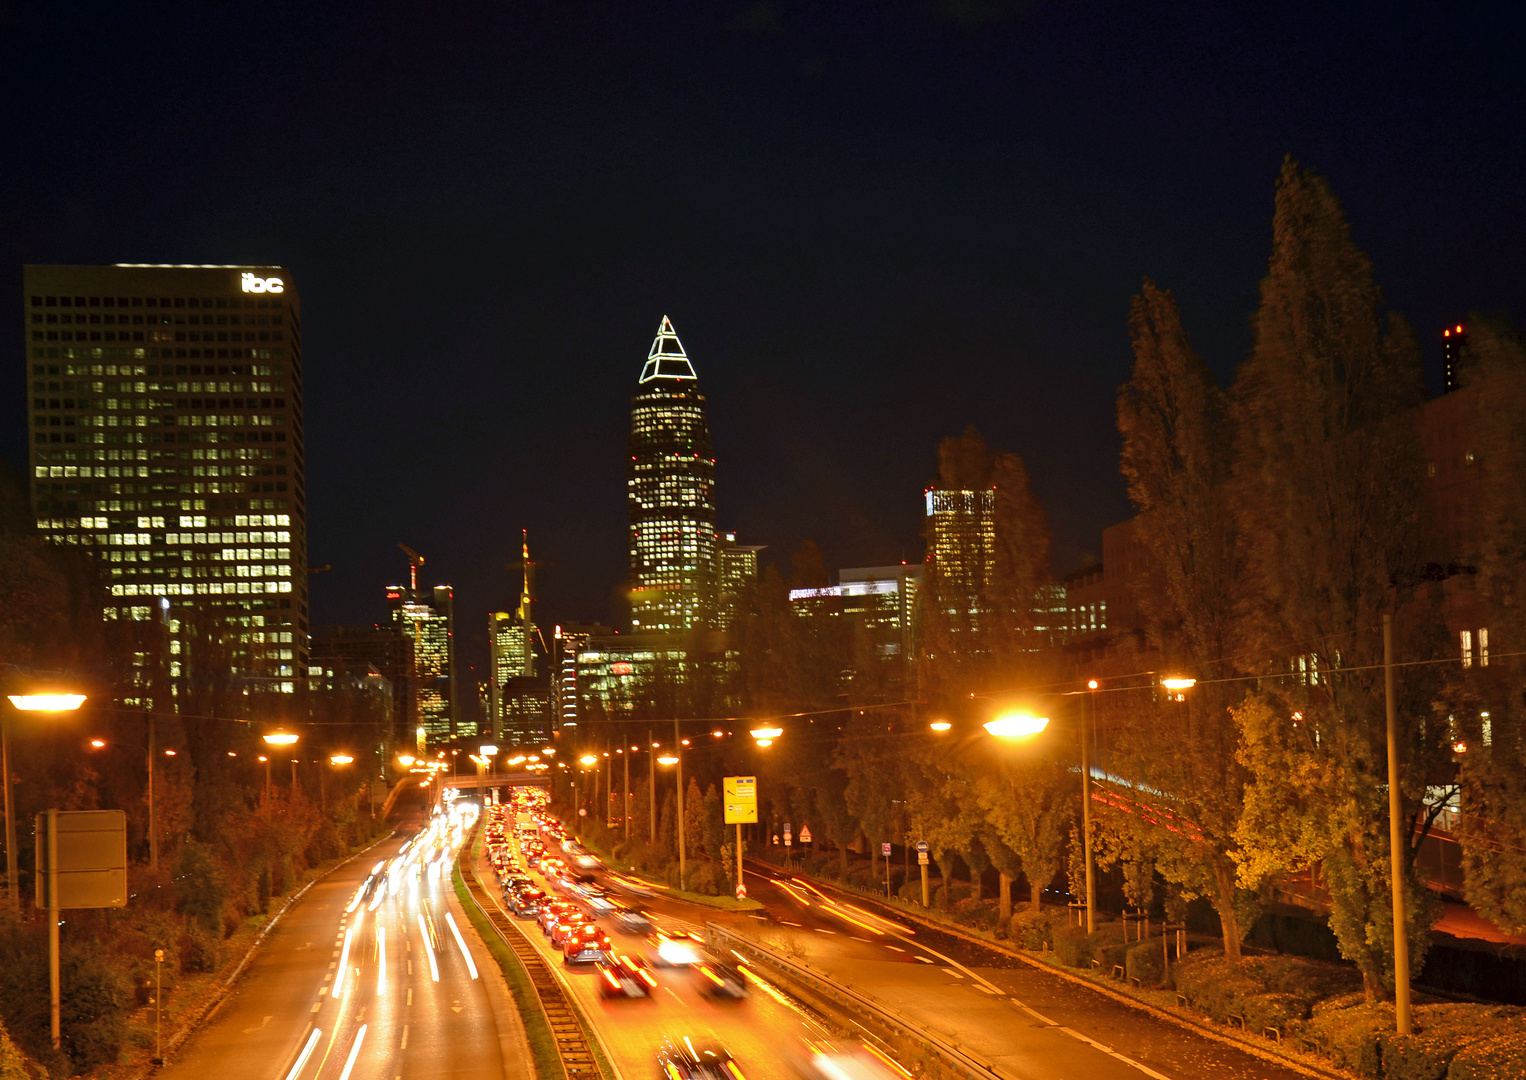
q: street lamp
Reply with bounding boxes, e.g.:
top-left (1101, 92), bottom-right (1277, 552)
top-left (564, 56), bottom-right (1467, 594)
top-left (929, 720), bottom-right (952, 733)
top-left (4, 690), bottom-right (87, 914)
top-left (983, 712), bottom-right (1050, 738)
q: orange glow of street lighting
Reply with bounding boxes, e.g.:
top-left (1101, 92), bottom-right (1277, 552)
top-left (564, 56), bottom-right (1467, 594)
top-left (755, 738), bottom-right (774, 747)
top-left (1160, 677), bottom-right (1196, 691)
top-left (750, 727), bottom-right (783, 740)
top-left (579, 754), bottom-right (598, 766)
top-left (8, 694), bottom-right (87, 712)
top-left (330, 754), bottom-right (354, 765)
top-left (929, 721), bottom-right (952, 732)
top-left (984, 713), bottom-right (1050, 739)
top-left (657, 754), bottom-right (680, 766)
top-left (263, 731), bottom-right (299, 746)
top-left (89, 738), bottom-right (106, 748)
top-left (1087, 679), bottom-right (1099, 690)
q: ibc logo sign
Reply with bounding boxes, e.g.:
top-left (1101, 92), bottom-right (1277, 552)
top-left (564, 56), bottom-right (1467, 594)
top-left (240, 272), bottom-right (285, 294)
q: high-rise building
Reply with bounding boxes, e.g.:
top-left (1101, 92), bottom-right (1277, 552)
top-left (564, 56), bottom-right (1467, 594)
top-left (628, 317), bottom-right (717, 634)
top-left (310, 623), bottom-right (416, 736)
top-left (388, 567), bottom-right (461, 741)
top-left (23, 263), bottom-right (307, 691)
top-left (716, 531), bottom-right (765, 629)
top-left (1443, 322), bottom-right (1470, 394)
top-left (552, 622), bottom-right (611, 729)
top-left (924, 486), bottom-right (995, 627)
top-left (488, 530), bottom-right (538, 740)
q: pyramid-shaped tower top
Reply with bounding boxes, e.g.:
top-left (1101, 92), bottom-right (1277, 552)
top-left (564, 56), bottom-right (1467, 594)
top-left (639, 316), bottom-right (698, 384)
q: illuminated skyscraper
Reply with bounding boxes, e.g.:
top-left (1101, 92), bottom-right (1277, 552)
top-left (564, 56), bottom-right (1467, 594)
top-left (627, 317), bottom-right (717, 633)
top-left (388, 560), bottom-right (461, 740)
top-left (716, 531), bottom-right (765, 629)
top-left (23, 263), bottom-right (307, 693)
top-left (925, 486), bottom-right (995, 630)
top-left (488, 530), bottom-right (543, 742)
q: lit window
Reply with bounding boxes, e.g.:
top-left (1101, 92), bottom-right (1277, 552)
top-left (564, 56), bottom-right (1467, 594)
top-left (1461, 630), bottom-right (1473, 669)
top-left (1479, 627), bottom-right (1489, 666)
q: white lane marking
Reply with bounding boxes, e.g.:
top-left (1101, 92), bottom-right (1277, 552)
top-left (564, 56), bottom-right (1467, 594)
top-left (976, 985), bottom-right (995, 994)
top-left (781, 920), bottom-right (803, 927)
top-left (310, 1003), bottom-right (321, 1013)
top-left (333, 927), bottom-right (355, 995)
top-left (885, 945), bottom-right (905, 952)
top-left (814, 928), bottom-right (836, 935)
top-left (400, 1025), bottom-right (409, 1049)
top-left (406, 988), bottom-right (413, 1006)
top-left (444, 912), bottom-right (479, 979)
top-left (338, 1024), bottom-right (368, 1080)
top-left (664, 987), bottom-right (688, 1006)
top-left (914, 956), bottom-right (935, 964)
top-left (943, 968), bottom-right (963, 978)
top-left (377, 924), bottom-right (387, 994)
top-left (281, 1027), bottom-right (322, 1080)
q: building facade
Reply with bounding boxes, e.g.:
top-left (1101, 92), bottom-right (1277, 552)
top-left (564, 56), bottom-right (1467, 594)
top-left (310, 623), bottom-right (416, 737)
top-left (552, 622), bottom-right (611, 730)
top-left (388, 578), bottom-right (461, 740)
top-left (716, 531), bottom-right (765, 629)
top-left (627, 317), bottom-right (717, 634)
top-left (24, 263), bottom-right (307, 691)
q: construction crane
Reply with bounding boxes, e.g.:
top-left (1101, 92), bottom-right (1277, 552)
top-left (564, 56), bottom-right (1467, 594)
top-left (398, 542), bottom-right (424, 593)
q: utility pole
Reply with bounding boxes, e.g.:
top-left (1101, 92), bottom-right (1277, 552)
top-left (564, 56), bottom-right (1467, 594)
top-left (648, 729), bottom-right (656, 845)
top-left (1083, 680), bottom-right (1097, 934)
top-left (1384, 614), bottom-right (1412, 1034)
top-left (675, 717), bottom-right (686, 887)
top-left (147, 712), bottom-right (158, 873)
top-left (623, 746), bottom-right (631, 842)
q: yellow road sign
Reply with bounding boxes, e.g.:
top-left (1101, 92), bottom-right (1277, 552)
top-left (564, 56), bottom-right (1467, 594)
top-left (723, 775), bottom-right (757, 824)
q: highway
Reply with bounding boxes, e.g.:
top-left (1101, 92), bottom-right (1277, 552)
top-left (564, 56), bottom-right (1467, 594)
top-left (160, 782), bottom-right (515, 1080)
top-left (476, 813), bottom-right (842, 1080)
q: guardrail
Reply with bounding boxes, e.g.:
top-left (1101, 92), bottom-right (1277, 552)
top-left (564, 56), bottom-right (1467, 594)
top-left (705, 921), bottom-right (1021, 1080)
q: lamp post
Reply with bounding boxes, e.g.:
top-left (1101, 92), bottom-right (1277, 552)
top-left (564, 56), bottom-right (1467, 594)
top-left (258, 755), bottom-right (271, 801)
top-left (4, 692), bottom-right (87, 915)
top-left (87, 734), bottom-right (175, 872)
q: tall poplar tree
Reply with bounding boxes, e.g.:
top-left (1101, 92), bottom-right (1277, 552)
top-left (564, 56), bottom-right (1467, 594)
top-left (1228, 157), bottom-right (1439, 1000)
top-left (1113, 279), bottom-right (1254, 959)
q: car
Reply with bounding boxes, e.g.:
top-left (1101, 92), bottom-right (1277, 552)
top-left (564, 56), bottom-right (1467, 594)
top-left (537, 900), bottom-right (572, 933)
top-left (610, 905), bottom-right (652, 933)
top-left (648, 931), bottom-right (705, 967)
top-left (509, 887), bottom-right (546, 916)
top-left (790, 1040), bottom-right (910, 1080)
top-left (656, 1037), bottom-right (743, 1080)
top-left (596, 953), bottom-right (657, 998)
top-left (693, 961), bottom-right (747, 999)
top-left (503, 874), bottom-right (533, 892)
top-left (550, 912), bottom-right (590, 947)
top-left (563, 923), bottom-right (612, 964)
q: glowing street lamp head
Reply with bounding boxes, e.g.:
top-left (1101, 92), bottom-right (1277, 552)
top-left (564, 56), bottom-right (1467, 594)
top-left (579, 754), bottom-right (598, 766)
top-left (329, 754), bottom-right (354, 765)
top-left (984, 713), bottom-right (1050, 739)
top-left (263, 731), bottom-right (299, 746)
top-left (1160, 677), bottom-right (1196, 691)
top-left (89, 738), bottom-right (106, 748)
top-left (1087, 679), bottom-right (1099, 690)
top-left (750, 727), bottom-right (783, 740)
top-left (479, 744), bottom-right (499, 757)
top-left (397, 754), bottom-right (416, 768)
top-left (657, 754), bottom-right (680, 766)
top-left (8, 693), bottom-right (87, 712)
top-left (929, 720), bottom-right (952, 733)
top-left (754, 738), bottom-right (773, 747)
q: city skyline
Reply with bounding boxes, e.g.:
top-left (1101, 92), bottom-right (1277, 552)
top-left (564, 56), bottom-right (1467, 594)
top-left (5, 5), bottom-right (1521, 679)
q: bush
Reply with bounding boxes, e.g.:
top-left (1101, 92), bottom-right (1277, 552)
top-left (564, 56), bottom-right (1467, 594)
top-left (1053, 928), bottom-right (1093, 968)
top-left (1010, 911), bottom-right (1055, 950)
top-left (1242, 992), bottom-right (1308, 1035)
top-left (1172, 954), bottom-right (1264, 1024)
top-left (178, 922), bottom-right (221, 974)
top-left (1126, 939), bottom-right (1165, 986)
top-left (1302, 994), bottom-right (1389, 1079)
top-left (949, 898), bottom-right (1000, 932)
top-left (1447, 1029), bottom-right (1526, 1080)
top-left (59, 944), bottom-right (128, 1071)
top-left (934, 881), bottom-right (973, 907)
top-left (1381, 1004), bottom-right (1521, 1080)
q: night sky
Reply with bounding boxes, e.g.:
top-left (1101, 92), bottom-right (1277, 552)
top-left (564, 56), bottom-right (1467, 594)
top-left (4, 2), bottom-right (1524, 686)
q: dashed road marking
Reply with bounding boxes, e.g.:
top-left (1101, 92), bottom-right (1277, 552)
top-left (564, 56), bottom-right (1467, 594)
top-left (914, 956), bottom-right (935, 964)
top-left (884, 945), bottom-right (905, 953)
top-left (943, 968), bottom-right (963, 978)
top-left (814, 928), bottom-right (836, 935)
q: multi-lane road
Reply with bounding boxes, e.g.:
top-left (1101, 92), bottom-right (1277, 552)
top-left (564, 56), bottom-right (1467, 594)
top-left (160, 783), bottom-right (518, 1080)
top-left (159, 786), bottom-right (1310, 1080)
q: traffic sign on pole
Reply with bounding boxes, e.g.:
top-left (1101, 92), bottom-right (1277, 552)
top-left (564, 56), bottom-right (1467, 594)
top-left (881, 842), bottom-right (892, 857)
top-left (723, 776), bottom-right (757, 824)
top-left (915, 839), bottom-right (929, 854)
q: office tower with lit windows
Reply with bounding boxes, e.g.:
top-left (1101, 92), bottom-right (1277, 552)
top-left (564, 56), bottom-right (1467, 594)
top-left (716, 531), bottom-right (765, 629)
top-left (388, 576), bottom-right (462, 740)
top-left (23, 263), bottom-right (307, 691)
top-left (627, 317), bottom-right (718, 633)
top-left (925, 486), bottom-right (995, 627)
top-left (488, 531), bottom-right (541, 740)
